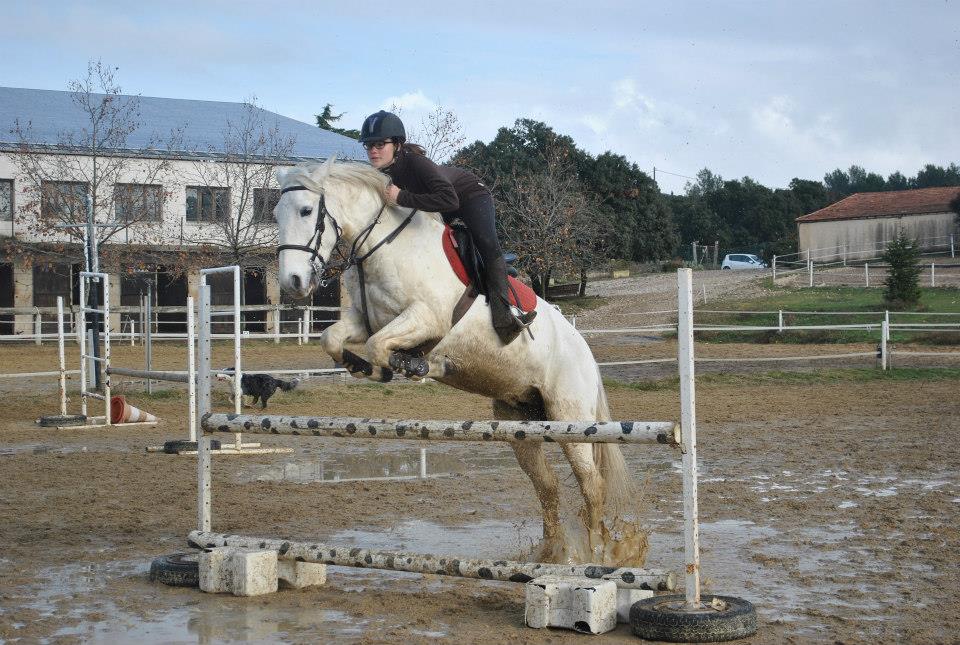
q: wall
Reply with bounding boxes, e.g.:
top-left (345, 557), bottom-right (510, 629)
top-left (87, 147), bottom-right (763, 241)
top-left (798, 212), bottom-right (957, 261)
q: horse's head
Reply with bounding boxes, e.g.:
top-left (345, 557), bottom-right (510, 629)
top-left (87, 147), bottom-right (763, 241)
top-left (274, 157), bottom-right (342, 298)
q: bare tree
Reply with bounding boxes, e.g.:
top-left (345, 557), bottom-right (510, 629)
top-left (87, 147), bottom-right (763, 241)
top-left (179, 97), bottom-right (296, 275)
top-left (389, 104), bottom-right (466, 162)
top-left (8, 60), bottom-right (181, 268)
top-left (497, 146), bottom-right (602, 298)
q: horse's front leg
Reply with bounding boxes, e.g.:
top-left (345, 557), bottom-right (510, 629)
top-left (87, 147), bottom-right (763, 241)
top-left (364, 302), bottom-right (444, 378)
top-left (319, 314), bottom-right (392, 383)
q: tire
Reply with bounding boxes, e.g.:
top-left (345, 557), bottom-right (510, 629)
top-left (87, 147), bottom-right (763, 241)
top-left (162, 439), bottom-right (222, 454)
top-left (36, 414), bottom-right (87, 427)
top-left (630, 594), bottom-right (757, 642)
top-left (721, 266), bottom-right (731, 270)
top-left (149, 552), bottom-right (200, 587)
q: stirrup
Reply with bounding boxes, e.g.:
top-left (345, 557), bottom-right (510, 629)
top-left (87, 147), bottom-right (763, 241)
top-left (495, 308), bottom-right (537, 344)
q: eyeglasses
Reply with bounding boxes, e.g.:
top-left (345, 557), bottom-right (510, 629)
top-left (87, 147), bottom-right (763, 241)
top-left (363, 140), bottom-right (392, 151)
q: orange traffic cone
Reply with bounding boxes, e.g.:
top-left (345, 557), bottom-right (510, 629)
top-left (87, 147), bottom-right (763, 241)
top-left (110, 395), bottom-right (158, 424)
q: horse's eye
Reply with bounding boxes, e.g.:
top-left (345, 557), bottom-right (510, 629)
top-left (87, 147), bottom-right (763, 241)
top-left (299, 206), bottom-right (313, 217)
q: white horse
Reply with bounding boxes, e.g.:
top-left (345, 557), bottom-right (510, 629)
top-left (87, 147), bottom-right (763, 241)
top-left (274, 158), bottom-right (645, 566)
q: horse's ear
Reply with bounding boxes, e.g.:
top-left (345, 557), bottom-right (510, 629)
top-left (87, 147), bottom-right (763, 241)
top-left (275, 166), bottom-right (289, 184)
top-left (320, 154), bottom-right (337, 177)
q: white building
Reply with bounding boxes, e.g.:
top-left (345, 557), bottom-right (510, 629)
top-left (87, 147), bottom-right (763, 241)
top-left (0, 86), bottom-right (366, 335)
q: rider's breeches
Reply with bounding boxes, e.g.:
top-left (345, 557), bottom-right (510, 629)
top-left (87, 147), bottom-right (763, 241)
top-left (444, 193), bottom-right (515, 322)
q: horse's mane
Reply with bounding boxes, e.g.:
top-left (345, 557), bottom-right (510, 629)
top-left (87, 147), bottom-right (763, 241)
top-left (280, 160), bottom-right (388, 196)
top-left (278, 160), bottom-right (442, 223)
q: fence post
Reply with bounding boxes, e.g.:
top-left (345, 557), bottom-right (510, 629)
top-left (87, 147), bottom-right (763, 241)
top-left (865, 263), bottom-right (870, 288)
top-left (187, 296), bottom-right (197, 442)
top-left (676, 268), bottom-right (701, 607)
top-left (301, 309), bottom-right (310, 344)
top-left (145, 291), bottom-right (153, 395)
top-left (843, 245), bottom-right (847, 267)
top-left (273, 304), bottom-right (281, 344)
top-left (197, 284), bottom-right (212, 532)
top-left (884, 310), bottom-right (890, 342)
top-left (701, 284), bottom-right (707, 304)
top-left (808, 259), bottom-right (814, 287)
top-left (772, 255), bottom-right (777, 280)
top-left (57, 297), bottom-right (67, 416)
top-left (951, 234), bottom-right (955, 258)
top-left (931, 263), bottom-right (936, 287)
top-left (419, 448), bottom-right (427, 479)
top-left (34, 310), bottom-right (42, 346)
top-left (880, 320), bottom-right (888, 371)
top-left (778, 310), bottom-right (784, 333)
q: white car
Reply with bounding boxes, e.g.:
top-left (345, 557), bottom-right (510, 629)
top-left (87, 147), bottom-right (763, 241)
top-left (721, 253), bottom-right (768, 270)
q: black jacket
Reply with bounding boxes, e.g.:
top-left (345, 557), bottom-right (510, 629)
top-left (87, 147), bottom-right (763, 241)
top-left (385, 149), bottom-right (489, 214)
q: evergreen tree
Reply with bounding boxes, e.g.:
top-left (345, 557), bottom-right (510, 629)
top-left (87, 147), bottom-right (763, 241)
top-left (882, 233), bottom-right (922, 309)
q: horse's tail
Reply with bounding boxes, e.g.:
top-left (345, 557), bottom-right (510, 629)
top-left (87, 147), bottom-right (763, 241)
top-left (593, 368), bottom-right (646, 566)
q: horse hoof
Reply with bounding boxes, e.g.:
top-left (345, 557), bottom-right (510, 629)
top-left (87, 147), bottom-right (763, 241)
top-left (342, 349), bottom-right (374, 376)
top-left (389, 352), bottom-right (429, 377)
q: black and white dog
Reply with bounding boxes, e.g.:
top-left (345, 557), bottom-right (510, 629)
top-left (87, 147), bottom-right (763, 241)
top-left (216, 368), bottom-right (299, 409)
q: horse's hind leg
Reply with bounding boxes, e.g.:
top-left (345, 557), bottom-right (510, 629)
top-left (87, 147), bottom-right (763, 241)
top-left (543, 388), bottom-right (609, 562)
top-left (493, 400), bottom-right (567, 563)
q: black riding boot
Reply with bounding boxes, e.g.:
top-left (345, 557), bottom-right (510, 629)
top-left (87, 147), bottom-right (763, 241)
top-left (447, 193), bottom-right (536, 344)
top-left (484, 254), bottom-right (537, 345)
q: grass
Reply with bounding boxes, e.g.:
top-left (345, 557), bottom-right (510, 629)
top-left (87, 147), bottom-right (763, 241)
top-left (697, 283), bottom-right (960, 345)
top-left (605, 366), bottom-right (960, 391)
top-left (552, 295), bottom-right (608, 315)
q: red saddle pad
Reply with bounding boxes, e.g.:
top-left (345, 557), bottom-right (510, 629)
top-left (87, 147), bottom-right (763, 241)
top-left (441, 225), bottom-right (537, 312)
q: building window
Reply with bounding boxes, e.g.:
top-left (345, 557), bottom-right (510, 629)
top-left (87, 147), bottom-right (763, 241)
top-left (186, 186), bottom-right (229, 222)
top-left (41, 181), bottom-right (88, 221)
top-left (115, 183), bottom-right (164, 222)
top-left (32, 264), bottom-right (73, 307)
top-left (0, 180), bottom-right (12, 221)
top-left (253, 188), bottom-right (280, 222)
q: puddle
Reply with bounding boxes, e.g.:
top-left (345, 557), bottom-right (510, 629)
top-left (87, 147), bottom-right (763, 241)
top-left (237, 444), bottom-right (518, 484)
top-left (329, 518), bottom-right (541, 560)
top-left (8, 519), bottom-right (539, 644)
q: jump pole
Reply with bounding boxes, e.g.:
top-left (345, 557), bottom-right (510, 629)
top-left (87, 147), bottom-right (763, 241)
top-left (677, 267), bottom-right (701, 607)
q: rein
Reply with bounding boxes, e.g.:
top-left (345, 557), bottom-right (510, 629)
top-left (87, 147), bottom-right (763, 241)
top-left (276, 183), bottom-right (418, 335)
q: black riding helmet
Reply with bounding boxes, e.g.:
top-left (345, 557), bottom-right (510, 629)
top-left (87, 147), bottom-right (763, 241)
top-left (359, 110), bottom-right (406, 144)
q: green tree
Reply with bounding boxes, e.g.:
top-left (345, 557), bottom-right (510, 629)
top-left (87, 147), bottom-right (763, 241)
top-left (882, 233), bottom-right (922, 309)
top-left (886, 171), bottom-right (909, 191)
top-left (315, 103), bottom-right (360, 140)
top-left (910, 163), bottom-right (960, 189)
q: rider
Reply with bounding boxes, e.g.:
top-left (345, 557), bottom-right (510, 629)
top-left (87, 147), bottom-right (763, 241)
top-left (359, 110), bottom-right (536, 344)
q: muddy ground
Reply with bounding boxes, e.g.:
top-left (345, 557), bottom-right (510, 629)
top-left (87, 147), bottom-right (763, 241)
top-left (2, 272), bottom-right (959, 644)
top-left (1, 345), bottom-right (959, 643)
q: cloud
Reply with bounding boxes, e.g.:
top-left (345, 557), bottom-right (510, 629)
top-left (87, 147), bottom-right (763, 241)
top-left (381, 91), bottom-right (438, 114)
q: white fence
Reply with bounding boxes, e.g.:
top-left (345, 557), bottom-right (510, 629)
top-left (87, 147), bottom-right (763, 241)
top-left (0, 303), bottom-right (339, 345)
top-left (775, 233), bottom-right (956, 270)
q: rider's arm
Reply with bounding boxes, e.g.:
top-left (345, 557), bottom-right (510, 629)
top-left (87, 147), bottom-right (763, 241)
top-left (395, 154), bottom-right (460, 213)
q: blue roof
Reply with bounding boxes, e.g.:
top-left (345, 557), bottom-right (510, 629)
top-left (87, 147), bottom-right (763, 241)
top-left (0, 86), bottom-right (367, 162)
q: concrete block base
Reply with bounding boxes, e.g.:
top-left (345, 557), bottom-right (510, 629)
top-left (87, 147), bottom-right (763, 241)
top-left (617, 588), bottom-right (654, 624)
top-left (278, 560), bottom-right (327, 589)
top-left (525, 575), bottom-right (618, 635)
top-left (199, 547), bottom-right (278, 596)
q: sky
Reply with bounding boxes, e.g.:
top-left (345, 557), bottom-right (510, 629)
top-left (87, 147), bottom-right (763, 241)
top-left (3, 0), bottom-right (959, 194)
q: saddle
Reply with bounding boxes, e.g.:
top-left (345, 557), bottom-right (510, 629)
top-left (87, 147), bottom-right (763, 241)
top-left (442, 220), bottom-right (537, 325)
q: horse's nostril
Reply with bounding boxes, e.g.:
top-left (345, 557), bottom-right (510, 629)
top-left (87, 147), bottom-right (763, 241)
top-left (291, 274), bottom-right (302, 290)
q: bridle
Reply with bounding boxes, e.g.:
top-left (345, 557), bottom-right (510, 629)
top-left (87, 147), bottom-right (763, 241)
top-left (275, 185), bottom-right (344, 284)
top-left (275, 183), bottom-right (418, 335)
